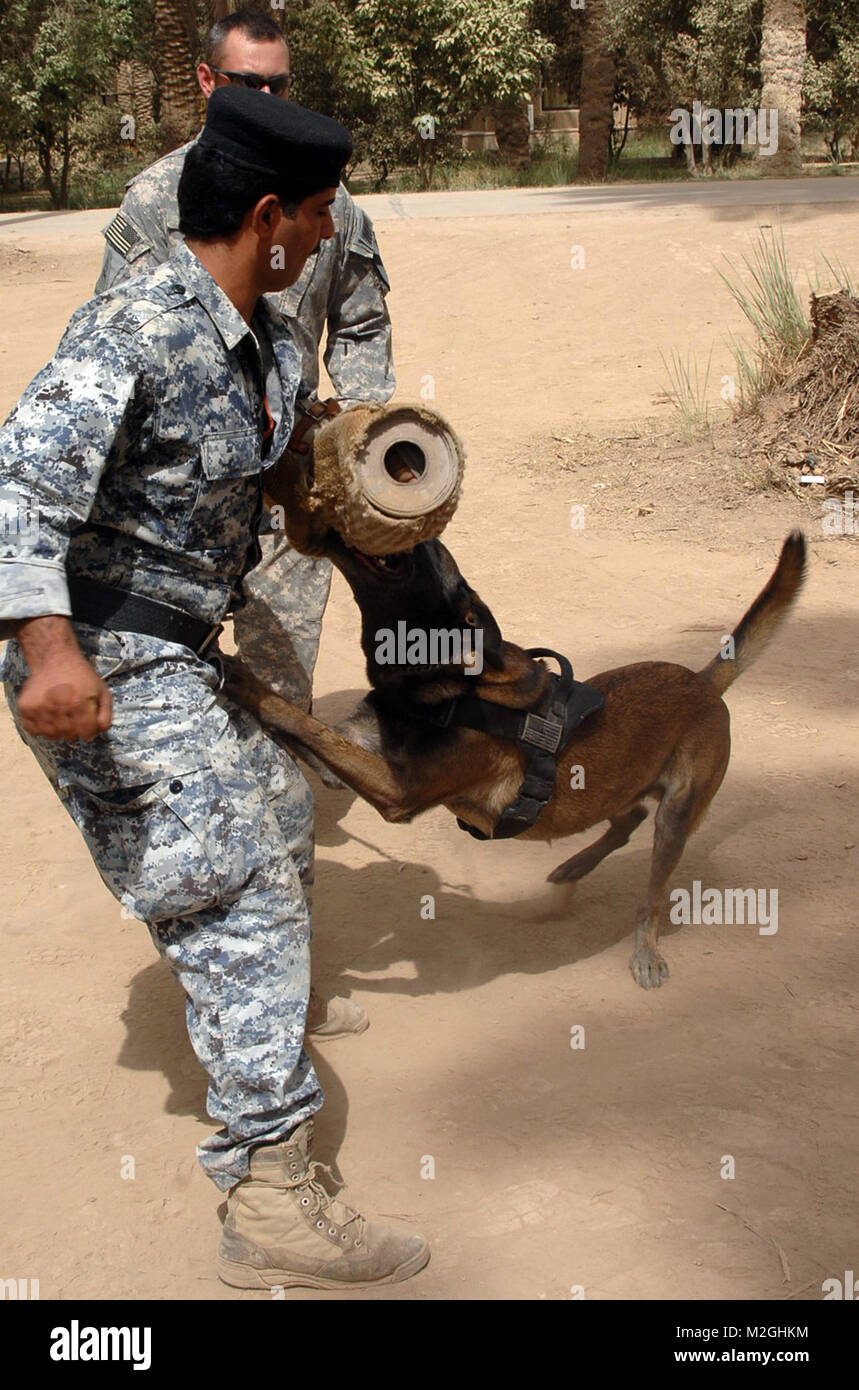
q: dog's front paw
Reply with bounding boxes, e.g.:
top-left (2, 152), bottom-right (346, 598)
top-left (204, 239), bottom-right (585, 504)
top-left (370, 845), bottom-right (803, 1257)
top-left (629, 945), bottom-right (670, 990)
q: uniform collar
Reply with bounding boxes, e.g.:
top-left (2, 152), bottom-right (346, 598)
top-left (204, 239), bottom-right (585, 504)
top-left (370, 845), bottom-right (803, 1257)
top-left (170, 239), bottom-right (262, 353)
top-left (168, 239), bottom-right (300, 459)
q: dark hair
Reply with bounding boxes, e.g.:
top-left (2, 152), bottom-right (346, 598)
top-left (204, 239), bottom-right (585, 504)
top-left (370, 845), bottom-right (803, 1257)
top-left (206, 8), bottom-right (287, 68)
top-left (178, 144), bottom-right (299, 240)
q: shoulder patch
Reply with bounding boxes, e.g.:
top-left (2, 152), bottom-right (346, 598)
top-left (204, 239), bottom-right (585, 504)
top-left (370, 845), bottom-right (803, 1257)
top-left (104, 213), bottom-right (140, 258)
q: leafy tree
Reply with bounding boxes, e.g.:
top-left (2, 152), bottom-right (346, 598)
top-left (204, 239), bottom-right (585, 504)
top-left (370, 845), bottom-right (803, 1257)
top-left (345, 0), bottom-right (553, 188)
top-left (274, 0), bottom-right (377, 118)
top-left (532, 0), bottom-right (585, 109)
top-left (1, 0), bottom-right (138, 207)
top-left (603, 0), bottom-right (763, 172)
top-left (806, 0), bottom-right (859, 161)
top-left (0, 61), bottom-right (33, 193)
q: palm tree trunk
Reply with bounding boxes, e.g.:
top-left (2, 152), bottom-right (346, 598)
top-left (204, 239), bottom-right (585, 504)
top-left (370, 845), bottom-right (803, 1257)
top-left (153, 0), bottom-right (201, 148)
top-left (758, 0), bottom-right (806, 175)
top-left (578, 0), bottom-right (615, 180)
top-left (131, 61), bottom-right (156, 134)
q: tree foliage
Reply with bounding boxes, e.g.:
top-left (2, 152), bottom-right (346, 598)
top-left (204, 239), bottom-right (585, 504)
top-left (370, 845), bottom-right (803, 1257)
top-left (806, 0), bottom-right (859, 160)
top-left (604, 0), bottom-right (762, 126)
top-left (1, 0), bottom-right (139, 206)
top-left (282, 0), bottom-right (553, 187)
top-left (4, 0), bottom-right (859, 203)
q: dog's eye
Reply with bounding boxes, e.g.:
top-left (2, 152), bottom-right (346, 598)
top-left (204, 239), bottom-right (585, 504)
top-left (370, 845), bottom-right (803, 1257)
top-left (464, 611), bottom-right (478, 626)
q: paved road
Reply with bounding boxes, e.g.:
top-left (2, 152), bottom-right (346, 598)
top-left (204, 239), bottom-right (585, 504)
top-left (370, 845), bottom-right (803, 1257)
top-left (2, 173), bottom-right (858, 242)
top-left (358, 174), bottom-right (859, 220)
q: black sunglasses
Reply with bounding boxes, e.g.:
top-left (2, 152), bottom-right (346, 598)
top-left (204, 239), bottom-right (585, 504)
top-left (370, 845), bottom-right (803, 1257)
top-left (209, 67), bottom-right (294, 96)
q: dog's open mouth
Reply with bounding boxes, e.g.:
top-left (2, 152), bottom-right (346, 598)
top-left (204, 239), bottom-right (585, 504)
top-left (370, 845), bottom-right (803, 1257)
top-left (350, 546), bottom-right (411, 580)
top-left (322, 527), bottom-right (416, 583)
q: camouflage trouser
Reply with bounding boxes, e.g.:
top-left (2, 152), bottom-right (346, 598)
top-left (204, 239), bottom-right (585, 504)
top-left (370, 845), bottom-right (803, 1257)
top-left (234, 531), bottom-right (333, 708)
top-left (1, 626), bottom-right (323, 1192)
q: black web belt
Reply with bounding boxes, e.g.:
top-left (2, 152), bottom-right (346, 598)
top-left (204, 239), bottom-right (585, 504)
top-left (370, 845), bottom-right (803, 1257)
top-left (68, 577), bottom-right (223, 658)
top-left (405, 647), bottom-right (605, 840)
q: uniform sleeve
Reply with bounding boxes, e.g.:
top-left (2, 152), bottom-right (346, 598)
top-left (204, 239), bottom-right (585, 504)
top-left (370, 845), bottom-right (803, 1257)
top-left (0, 331), bottom-right (146, 635)
top-left (95, 235), bottom-right (138, 295)
top-left (323, 203), bottom-right (396, 406)
top-left (94, 178), bottom-right (173, 294)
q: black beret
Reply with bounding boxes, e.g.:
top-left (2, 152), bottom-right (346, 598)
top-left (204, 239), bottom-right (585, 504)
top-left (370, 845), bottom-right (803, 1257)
top-left (199, 86), bottom-right (352, 197)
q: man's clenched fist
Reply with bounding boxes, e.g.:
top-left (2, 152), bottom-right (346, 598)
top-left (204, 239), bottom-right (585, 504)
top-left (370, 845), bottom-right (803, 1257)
top-left (14, 616), bottom-right (112, 742)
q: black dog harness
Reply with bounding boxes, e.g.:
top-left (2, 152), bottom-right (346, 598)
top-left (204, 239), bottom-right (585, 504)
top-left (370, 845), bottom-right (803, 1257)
top-left (407, 647), bottom-right (605, 840)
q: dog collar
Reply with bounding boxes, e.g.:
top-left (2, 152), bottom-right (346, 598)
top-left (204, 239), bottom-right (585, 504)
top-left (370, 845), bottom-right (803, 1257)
top-left (404, 647), bottom-right (605, 839)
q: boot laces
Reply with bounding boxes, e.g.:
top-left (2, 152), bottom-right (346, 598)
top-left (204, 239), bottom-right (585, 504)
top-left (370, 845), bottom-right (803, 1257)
top-left (301, 1159), bottom-right (366, 1243)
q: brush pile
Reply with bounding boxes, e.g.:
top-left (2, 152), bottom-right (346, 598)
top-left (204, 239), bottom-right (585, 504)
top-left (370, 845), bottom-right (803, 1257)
top-left (747, 290), bottom-right (859, 492)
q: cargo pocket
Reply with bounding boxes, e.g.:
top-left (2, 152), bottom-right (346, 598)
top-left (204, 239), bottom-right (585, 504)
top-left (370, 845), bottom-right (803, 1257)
top-left (61, 770), bottom-right (233, 924)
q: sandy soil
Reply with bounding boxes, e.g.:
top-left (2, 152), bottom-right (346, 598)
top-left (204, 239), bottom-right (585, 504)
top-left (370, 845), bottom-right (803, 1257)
top-left (1, 194), bottom-right (857, 1302)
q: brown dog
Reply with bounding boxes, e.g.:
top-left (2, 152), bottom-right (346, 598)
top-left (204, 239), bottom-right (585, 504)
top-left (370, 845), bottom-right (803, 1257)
top-left (225, 530), bottom-right (806, 988)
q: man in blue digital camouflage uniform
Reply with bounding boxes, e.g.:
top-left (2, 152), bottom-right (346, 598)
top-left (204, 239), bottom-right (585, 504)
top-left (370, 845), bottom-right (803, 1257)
top-left (0, 86), bottom-right (429, 1292)
top-left (96, 7), bottom-right (394, 1041)
top-left (95, 7), bottom-right (395, 712)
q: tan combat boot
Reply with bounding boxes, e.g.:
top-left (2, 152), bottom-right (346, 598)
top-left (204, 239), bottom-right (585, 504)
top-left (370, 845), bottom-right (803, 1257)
top-left (305, 987), bottom-right (369, 1042)
top-left (216, 1120), bottom-right (430, 1290)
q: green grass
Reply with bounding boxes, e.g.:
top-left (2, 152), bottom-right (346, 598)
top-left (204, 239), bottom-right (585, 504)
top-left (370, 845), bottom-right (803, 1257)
top-left (0, 187), bottom-right (52, 214)
top-left (813, 251), bottom-right (856, 296)
top-left (349, 145), bottom-right (578, 194)
top-left (5, 130), bottom-right (859, 212)
top-left (1, 159), bottom-right (148, 214)
top-left (349, 131), bottom-right (859, 195)
top-left (350, 131), bottom-right (703, 194)
top-left (66, 163), bottom-right (147, 210)
top-left (660, 347), bottom-right (715, 435)
top-left (718, 225), bottom-right (812, 409)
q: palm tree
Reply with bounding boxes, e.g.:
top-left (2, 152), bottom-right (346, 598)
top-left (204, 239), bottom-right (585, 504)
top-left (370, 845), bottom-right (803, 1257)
top-left (117, 60), bottom-right (156, 139)
top-left (578, 0), bottom-right (615, 180)
top-left (153, 0), bottom-right (201, 147)
top-left (758, 0), bottom-right (806, 175)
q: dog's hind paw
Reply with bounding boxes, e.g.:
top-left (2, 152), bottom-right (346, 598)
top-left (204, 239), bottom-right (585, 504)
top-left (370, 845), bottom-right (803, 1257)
top-left (629, 946), bottom-right (670, 990)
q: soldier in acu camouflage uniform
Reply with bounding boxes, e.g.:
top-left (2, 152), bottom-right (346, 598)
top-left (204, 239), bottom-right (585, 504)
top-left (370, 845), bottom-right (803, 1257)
top-left (0, 87), bottom-right (428, 1291)
top-left (95, 7), bottom-right (395, 709)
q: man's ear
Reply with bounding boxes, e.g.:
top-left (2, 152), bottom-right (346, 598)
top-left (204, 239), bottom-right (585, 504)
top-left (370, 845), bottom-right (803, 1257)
top-left (251, 194), bottom-right (283, 237)
top-left (249, 195), bottom-right (287, 262)
top-left (197, 62), bottom-right (216, 98)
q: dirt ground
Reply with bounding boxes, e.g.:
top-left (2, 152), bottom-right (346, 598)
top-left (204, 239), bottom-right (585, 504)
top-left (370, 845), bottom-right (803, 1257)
top-left (1, 193), bottom-right (857, 1302)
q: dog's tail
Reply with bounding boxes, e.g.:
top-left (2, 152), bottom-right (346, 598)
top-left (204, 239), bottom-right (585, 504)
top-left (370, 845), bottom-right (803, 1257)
top-left (699, 530), bottom-right (807, 696)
